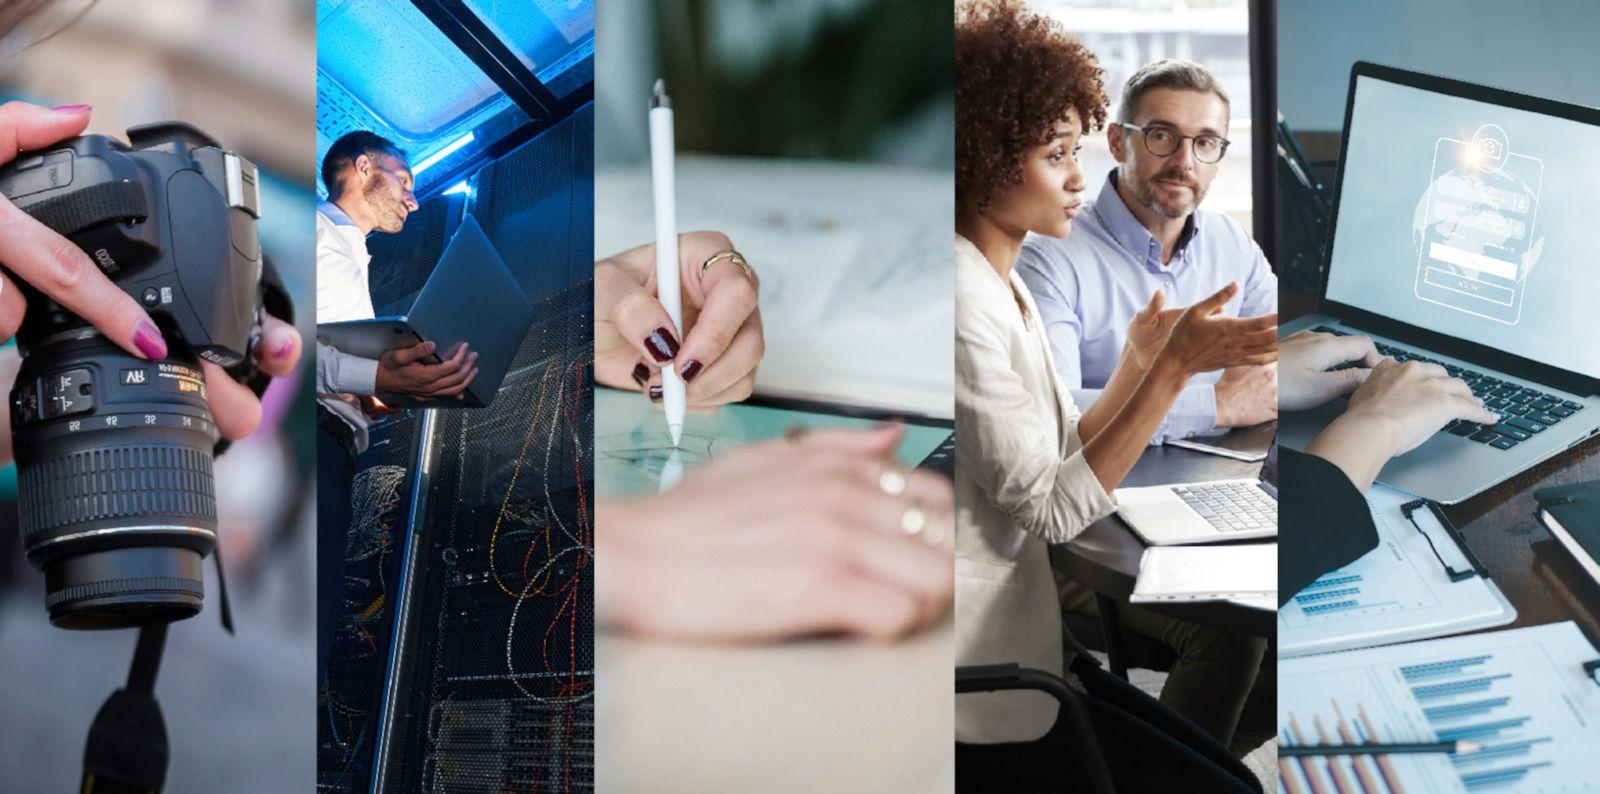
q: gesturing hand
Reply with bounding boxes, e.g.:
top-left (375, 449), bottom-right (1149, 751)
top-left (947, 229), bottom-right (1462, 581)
top-left (1124, 290), bottom-right (1185, 371)
top-left (1155, 283), bottom-right (1278, 376)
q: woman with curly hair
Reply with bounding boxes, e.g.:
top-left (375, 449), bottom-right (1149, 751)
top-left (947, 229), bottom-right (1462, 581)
top-left (953, 2), bottom-right (1273, 790)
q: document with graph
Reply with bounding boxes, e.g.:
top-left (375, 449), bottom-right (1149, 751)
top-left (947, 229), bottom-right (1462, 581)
top-left (1279, 483), bottom-right (1515, 658)
top-left (1279, 621), bottom-right (1600, 793)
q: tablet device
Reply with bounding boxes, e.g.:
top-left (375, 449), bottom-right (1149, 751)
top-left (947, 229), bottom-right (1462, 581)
top-left (594, 388), bottom-right (954, 497)
top-left (317, 215), bottom-right (535, 408)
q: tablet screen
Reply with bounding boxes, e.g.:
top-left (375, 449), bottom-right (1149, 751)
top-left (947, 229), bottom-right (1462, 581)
top-left (595, 387), bottom-right (951, 496)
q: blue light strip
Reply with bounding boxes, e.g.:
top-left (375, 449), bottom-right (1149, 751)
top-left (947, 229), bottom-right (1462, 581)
top-left (441, 180), bottom-right (471, 197)
top-left (412, 131), bottom-right (475, 175)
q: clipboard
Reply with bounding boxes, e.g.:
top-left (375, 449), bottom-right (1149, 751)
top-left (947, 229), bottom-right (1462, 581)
top-left (1278, 483), bottom-right (1515, 658)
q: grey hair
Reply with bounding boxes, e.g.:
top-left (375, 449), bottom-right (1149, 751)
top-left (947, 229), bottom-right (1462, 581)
top-left (1116, 59), bottom-right (1230, 124)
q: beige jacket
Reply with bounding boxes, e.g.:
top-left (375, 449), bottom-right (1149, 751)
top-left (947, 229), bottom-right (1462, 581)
top-left (954, 235), bottom-right (1116, 743)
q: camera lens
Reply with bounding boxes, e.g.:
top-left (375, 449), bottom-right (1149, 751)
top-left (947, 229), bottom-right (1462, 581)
top-left (11, 330), bottom-right (220, 630)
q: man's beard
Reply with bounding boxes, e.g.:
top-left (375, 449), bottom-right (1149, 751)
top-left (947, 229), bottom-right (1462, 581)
top-left (361, 175), bottom-right (407, 233)
top-left (1131, 167), bottom-right (1205, 220)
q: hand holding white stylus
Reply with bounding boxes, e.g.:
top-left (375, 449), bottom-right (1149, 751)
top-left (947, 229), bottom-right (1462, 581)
top-left (649, 79), bottom-right (686, 445)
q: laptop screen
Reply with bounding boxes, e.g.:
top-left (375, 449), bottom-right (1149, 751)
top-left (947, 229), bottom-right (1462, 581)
top-left (1261, 436), bottom-right (1278, 489)
top-left (1322, 73), bottom-right (1600, 380)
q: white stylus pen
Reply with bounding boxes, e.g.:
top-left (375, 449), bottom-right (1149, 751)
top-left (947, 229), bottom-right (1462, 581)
top-left (650, 79), bottom-right (686, 446)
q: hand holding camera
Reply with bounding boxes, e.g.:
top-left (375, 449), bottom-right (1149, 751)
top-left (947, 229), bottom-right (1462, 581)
top-left (0, 102), bottom-right (298, 628)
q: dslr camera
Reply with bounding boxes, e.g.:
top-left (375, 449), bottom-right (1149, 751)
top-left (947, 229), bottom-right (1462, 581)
top-left (0, 122), bottom-right (277, 629)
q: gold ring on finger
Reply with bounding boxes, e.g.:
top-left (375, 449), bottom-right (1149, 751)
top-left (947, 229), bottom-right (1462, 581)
top-left (701, 249), bottom-right (755, 281)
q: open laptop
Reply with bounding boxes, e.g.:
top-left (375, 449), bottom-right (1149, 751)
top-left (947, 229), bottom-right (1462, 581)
top-left (1279, 62), bottom-right (1600, 504)
top-left (1115, 438), bottom-right (1278, 546)
top-left (316, 214), bottom-right (535, 408)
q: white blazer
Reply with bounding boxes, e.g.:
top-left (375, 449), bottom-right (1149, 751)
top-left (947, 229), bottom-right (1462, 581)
top-left (954, 235), bottom-right (1116, 743)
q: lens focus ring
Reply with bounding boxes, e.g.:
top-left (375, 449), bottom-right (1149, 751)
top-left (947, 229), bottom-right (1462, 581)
top-left (18, 442), bottom-right (217, 547)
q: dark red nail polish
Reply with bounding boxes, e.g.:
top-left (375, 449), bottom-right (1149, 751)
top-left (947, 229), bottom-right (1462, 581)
top-left (50, 104), bottom-right (91, 114)
top-left (644, 327), bottom-right (679, 362)
top-left (680, 359), bottom-right (703, 382)
top-left (648, 386), bottom-right (663, 402)
top-left (631, 363), bottom-right (650, 387)
top-left (133, 320), bottom-right (167, 360)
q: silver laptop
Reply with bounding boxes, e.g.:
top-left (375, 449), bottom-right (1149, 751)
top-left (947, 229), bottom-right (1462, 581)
top-left (1116, 439), bottom-right (1279, 546)
top-left (317, 214), bottom-right (534, 408)
top-left (1280, 63), bottom-right (1600, 504)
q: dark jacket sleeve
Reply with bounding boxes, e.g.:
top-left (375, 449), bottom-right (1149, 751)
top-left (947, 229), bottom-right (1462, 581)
top-left (1278, 449), bottom-right (1379, 606)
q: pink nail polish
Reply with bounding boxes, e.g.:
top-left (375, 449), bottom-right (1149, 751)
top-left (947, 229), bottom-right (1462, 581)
top-left (50, 104), bottom-right (91, 114)
top-left (274, 338), bottom-right (295, 359)
top-left (133, 321), bottom-right (167, 360)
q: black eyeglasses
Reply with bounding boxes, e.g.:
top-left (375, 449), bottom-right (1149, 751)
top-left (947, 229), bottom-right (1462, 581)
top-left (1118, 122), bottom-right (1231, 164)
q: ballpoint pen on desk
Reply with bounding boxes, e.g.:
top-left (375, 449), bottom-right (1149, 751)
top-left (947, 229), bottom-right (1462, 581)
top-left (650, 78), bottom-right (686, 447)
top-left (1281, 740), bottom-right (1482, 758)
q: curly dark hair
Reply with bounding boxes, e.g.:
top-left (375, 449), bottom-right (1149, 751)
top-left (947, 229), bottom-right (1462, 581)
top-left (955, 0), bottom-right (1108, 214)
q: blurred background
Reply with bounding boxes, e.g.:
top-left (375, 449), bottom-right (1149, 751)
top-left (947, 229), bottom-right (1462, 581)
top-left (597, 0), bottom-right (955, 417)
top-left (1035, 0), bottom-right (1253, 230)
top-left (0, 1), bottom-right (316, 791)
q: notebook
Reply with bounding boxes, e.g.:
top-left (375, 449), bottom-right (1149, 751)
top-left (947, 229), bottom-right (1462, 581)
top-left (1535, 480), bottom-right (1600, 589)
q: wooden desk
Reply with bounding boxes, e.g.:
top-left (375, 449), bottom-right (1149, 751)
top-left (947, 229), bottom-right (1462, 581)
top-left (596, 618), bottom-right (954, 793)
top-left (1283, 289), bottom-right (1600, 637)
top-left (1050, 445), bottom-right (1277, 638)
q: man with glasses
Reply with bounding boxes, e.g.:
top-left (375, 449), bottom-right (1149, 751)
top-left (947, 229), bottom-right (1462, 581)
top-left (1018, 59), bottom-right (1278, 444)
top-left (1017, 59), bottom-right (1278, 758)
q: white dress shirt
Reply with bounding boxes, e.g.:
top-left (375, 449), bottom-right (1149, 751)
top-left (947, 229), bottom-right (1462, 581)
top-left (954, 235), bottom-right (1117, 743)
top-left (315, 201), bottom-right (380, 453)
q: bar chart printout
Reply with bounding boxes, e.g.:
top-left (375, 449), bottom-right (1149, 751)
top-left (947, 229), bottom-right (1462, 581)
top-left (1278, 485), bottom-right (1514, 658)
top-left (1278, 622), bottom-right (1600, 793)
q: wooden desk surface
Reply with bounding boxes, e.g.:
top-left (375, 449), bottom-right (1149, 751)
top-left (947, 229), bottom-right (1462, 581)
top-left (1050, 445), bottom-right (1277, 638)
top-left (1283, 289), bottom-right (1600, 637)
top-left (596, 617), bottom-right (954, 793)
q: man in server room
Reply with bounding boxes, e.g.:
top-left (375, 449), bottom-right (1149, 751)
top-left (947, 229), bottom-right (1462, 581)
top-left (314, 130), bottom-right (477, 680)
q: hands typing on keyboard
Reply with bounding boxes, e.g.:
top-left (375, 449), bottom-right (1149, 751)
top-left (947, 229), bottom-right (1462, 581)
top-left (1312, 325), bottom-right (1584, 451)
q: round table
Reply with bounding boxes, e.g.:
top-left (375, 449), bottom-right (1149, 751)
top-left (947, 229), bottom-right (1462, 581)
top-left (1050, 444), bottom-right (1277, 639)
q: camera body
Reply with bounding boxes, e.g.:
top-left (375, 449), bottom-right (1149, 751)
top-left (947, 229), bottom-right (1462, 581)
top-left (0, 121), bottom-right (263, 365)
top-left (0, 122), bottom-right (266, 629)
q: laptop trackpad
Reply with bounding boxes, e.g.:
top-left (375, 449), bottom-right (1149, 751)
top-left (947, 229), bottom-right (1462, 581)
top-left (1119, 501), bottom-right (1204, 529)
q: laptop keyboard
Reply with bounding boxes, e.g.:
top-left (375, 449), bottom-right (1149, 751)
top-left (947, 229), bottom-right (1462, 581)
top-left (1172, 481), bottom-right (1276, 533)
top-left (1312, 326), bottom-right (1584, 451)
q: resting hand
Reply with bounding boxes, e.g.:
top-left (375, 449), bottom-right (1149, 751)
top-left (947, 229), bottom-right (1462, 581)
top-left (596, 424), bottom-right (953, 642)
top-left (1214, 362), bottom-right (1278, 427)
top-left (595, 231), bottom-right (764, 408)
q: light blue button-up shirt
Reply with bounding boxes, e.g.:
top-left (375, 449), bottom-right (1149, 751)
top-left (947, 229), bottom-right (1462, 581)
top-left (1016, 170), bottom-right (1277, 443)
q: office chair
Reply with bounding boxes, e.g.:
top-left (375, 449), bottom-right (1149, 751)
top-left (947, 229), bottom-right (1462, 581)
top-left (956, 663), bottom-right (1117, 794)
top-left (1063, 594), bottom-right (1177, 681)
